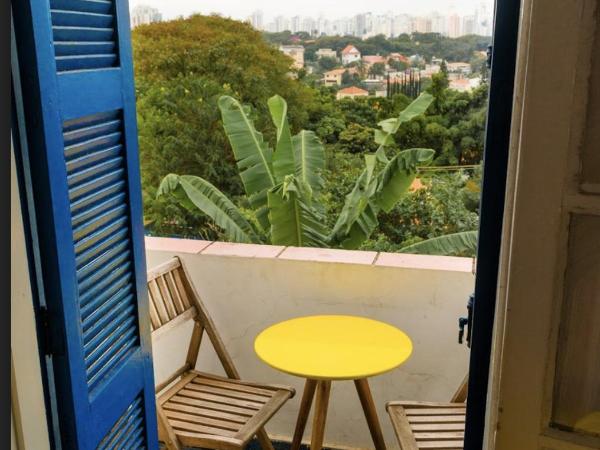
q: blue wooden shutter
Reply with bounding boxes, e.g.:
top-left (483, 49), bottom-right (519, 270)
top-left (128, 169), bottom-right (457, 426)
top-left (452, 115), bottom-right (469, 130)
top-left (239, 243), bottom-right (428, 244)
top-left (12, 0), bottom-right (158, 448)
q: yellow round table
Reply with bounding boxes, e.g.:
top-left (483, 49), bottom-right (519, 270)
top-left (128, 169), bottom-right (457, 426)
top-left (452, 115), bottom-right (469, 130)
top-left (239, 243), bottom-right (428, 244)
top-left (254, 315), bottom-right (413, 450)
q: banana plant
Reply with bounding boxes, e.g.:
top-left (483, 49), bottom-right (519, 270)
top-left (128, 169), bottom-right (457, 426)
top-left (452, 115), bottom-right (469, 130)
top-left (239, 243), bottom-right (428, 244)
top-left (399, 230), bottom-right (479, 256)
top-left (158, 93), bottom-right (436, 249)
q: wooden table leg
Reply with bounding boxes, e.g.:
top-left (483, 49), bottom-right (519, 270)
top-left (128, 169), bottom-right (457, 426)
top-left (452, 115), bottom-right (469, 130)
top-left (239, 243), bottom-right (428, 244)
top-left (354, 378), bottom-right (386, 450)
top-left (291, 379), bottom-right (318, 450)
top-left (311, 380), bottom-right (331, 450)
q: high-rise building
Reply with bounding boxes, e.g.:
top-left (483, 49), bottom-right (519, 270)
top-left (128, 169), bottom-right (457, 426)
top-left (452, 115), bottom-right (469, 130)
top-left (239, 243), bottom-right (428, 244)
top-left (301, 17), bottom-right (315, 34)
top-left (274, 16), bottom-right (290, 33)
top-left (448, 13), bottom-right (461, 38)
top-left (130, 5), bottom-right (162, 28)
top-left (412, 16), bottom-right (432, 33)
top-left (392, 14), bottom-right (411, 36)
top-left (430, 12), bottom-right (447, 35)
top-left (291, 16), bottom-right (301, 33)
top-left (250, 10), bottom-right (263, 30)
top-left (462, 15), bottom-right (476, 35)
top-left (475, 3), bottom-right (493, 36)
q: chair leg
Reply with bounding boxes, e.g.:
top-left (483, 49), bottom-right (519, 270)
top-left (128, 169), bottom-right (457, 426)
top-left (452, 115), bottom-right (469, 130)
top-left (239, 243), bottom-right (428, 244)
top-left (157, 407), bottom-right (182, 450)
top-left (354, 378), bottom-right (386, 450)
top-left (291, 379), bottom-right (318, 450)
top-left (256, 427), bottom-right (275, 450)
top-left (310, 380), bottom-right (331, 450)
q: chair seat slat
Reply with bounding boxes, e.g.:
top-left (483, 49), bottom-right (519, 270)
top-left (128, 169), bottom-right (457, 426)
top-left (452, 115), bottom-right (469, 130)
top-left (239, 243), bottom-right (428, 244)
top-left (417, 440), bottom-right (464, 449)
top-left (164, 410), bottom-right (241, 432)
top-left (406, 408), bottom-right (466, 416)
top-left (185, 383), bottom-right (271, 404)
top-left (163, 401), bottom-right (248, 425)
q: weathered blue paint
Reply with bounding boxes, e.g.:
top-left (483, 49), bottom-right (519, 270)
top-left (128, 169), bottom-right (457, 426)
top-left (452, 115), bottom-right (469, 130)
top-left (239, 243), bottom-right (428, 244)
top-left (11, 0), bottom-right (158, 448)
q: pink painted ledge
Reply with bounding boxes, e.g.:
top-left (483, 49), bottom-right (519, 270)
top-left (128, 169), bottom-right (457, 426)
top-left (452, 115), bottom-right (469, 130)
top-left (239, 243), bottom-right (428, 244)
top-left (201, 241), bottom-right (285, 258)
top-left (144, 236), bottom-right (474, 273)
top-left (145, 236), bottom-right (212, 254)
top-left (278, 246), bottom-right (378, 265)
top-left (375, 252), bottom-right (473, 273)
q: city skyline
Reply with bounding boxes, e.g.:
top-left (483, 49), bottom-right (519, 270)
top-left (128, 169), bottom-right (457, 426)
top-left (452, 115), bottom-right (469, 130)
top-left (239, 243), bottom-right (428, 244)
top-left (130, 3), bottom-right (494, 38)
top-left (129, 0), bottom-right (493, 23)
top-left (249, 7), bottom-right (493, 38)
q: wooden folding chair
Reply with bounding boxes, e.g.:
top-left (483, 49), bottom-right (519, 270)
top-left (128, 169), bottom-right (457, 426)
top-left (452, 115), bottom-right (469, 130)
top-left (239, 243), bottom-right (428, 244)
top-left (386, 375), bottom-right (468, 450)
top-left (149, 257), bottom-right (295, 450)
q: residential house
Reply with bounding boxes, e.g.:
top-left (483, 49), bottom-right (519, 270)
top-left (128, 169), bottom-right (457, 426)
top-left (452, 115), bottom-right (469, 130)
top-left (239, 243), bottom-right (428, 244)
top-left (362, 55), bottom-right (387, 68)
top-left (389, 52), bottom-right (410, 65)
top-left (337, 86), bottom-right (369, 99)
top-left (447, 62), bottom-right (472, 76)
top-left (316, 48), bottom-right (337, 60)
top-left (341, 44), bottom-right (361, 65)
top-left (449, 77), bottom-right (482, 92)
top-left (323, 67), bottom-right (358, 86)
top-left (279, 45), bottom-right (305, 69)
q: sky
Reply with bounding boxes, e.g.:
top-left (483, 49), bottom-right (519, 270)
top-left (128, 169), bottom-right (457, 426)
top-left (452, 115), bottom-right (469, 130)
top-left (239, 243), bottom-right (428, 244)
top-left (129, 0), bottom-right (492, 22)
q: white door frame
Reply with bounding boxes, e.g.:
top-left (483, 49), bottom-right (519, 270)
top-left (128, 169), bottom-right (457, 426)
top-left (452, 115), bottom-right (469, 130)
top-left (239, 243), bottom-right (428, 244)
top-left (486, 0), bottom-right (600, 449)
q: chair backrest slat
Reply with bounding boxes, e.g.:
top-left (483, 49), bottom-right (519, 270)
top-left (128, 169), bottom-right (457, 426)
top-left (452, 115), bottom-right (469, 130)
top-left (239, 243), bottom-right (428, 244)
top-left (148, 257), bottom-right (240, 386)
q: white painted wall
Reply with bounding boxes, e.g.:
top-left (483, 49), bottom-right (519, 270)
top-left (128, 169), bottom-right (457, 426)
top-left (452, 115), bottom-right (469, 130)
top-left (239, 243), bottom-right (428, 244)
top-left (11, 145), bottom-right (51, 450)
top-left (147, 242), bottom-right (474, 449)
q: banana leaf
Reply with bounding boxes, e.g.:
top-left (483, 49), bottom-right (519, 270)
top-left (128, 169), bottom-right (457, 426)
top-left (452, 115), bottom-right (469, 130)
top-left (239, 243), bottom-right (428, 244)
top-left (292, 130), bottom-right (325, 197)
top-left (218, 95), bottom-right (275, 207)
top-left (157, 174), bottom-right (260, 244)
top-left (399, 231), bottom-right (479, 256)
top-left (376, 148), bottom-right (435, 213)
top-left (267, 176), bottom-right (328, 247)
top-left (268, 95), bottom-right (296, 183)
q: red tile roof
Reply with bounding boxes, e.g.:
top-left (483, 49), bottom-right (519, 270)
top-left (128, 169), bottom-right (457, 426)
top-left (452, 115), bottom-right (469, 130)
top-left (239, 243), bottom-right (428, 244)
top-left (362, 55), bottom-right (387, 65)
top-left (338, 86), bottom-right (369, 95)
top-left (342, 44), bottom-right (360, 55)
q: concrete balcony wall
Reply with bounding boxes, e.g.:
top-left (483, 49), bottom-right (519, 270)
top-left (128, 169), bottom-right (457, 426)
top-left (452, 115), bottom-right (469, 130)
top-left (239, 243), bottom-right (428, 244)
top-left (146, 237), bottom-right (475, 449)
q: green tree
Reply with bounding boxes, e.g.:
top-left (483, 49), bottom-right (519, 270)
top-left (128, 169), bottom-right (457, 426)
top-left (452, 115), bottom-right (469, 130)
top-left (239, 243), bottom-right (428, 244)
top-left (369, 62), bottom-right (386, 77)
top-left (133, 14), bottom-right (318, 236)
top-left (318, 56), bottom-right (339, 71)
top-left (338, 124), bottom-right (379, 154)
top-left (388, 58), bottom-right (408, 71)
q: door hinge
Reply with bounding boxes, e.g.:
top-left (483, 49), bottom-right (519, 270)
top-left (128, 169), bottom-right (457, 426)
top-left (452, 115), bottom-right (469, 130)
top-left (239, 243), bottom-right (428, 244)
top-left (487, 45), bottom-right (493, 69)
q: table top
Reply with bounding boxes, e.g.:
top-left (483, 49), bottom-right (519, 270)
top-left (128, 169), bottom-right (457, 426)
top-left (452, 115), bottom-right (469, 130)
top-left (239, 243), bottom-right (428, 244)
top-left (254, 315), bottom-right (413, 380)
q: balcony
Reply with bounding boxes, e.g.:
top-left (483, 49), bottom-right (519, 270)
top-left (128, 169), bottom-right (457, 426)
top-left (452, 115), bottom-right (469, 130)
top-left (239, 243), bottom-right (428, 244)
top-left (147, 237), bottom-right (474, 448)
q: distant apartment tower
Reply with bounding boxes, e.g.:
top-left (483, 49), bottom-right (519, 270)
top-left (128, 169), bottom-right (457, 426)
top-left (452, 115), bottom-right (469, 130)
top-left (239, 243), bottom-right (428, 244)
top-left (462, 15), bottom-right (476, 35)
top-left (291, 16), bottom-right (301, 33)
top-left (392, 14), bottom-right (411, 36)
top-left (279, 45), bottom-right (305, 69)
top-left (274, 16), bottom-right (290, 33)
top-left (430, 12), bottom-right (447, 35)
top-left (130, 5), bottom-right (162, 28)
top-left (475, 3), bottom-right (493, 36)
top-left (354, 13), bottom-right (368, 37)
top-left (412, 16), bottom-right (432, 33)
top-left (448, 13), bottom-right (461, 38)
top-left (250, 10), bottom-right (263, 30)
